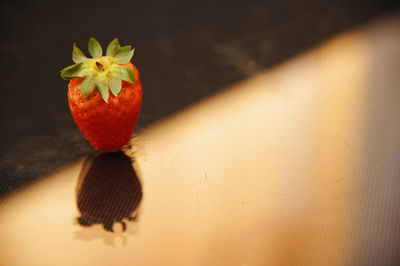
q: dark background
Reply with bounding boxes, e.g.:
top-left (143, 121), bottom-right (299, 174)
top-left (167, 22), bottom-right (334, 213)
top-left (1, 0), bottom-right (399, 198)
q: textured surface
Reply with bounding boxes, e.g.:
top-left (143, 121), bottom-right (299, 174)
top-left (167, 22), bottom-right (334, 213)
top-left (0, 13), bottom-right (399, 265)
top-left (0, 0), bottom-right (399, 197)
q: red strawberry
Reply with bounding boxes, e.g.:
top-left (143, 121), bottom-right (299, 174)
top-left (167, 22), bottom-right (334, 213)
top-left (61, 38), bottom-right (142, 151)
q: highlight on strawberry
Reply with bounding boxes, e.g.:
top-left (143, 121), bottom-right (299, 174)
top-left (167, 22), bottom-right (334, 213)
top-left (61, 38), bottom-right (143, 151)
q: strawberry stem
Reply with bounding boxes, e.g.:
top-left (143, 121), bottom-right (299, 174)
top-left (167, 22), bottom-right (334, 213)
top-left (61, 38), bottom-right (137, 102)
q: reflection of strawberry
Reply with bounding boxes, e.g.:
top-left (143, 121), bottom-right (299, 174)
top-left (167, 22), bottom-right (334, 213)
top-left (77, 151), bottom-right (142, 232)
top-left (61, 38), bottom-right (142, 150)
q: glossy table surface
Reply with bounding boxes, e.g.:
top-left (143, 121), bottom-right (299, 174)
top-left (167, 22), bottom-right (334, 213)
top-left (1, 13), bottom-right (399, 265)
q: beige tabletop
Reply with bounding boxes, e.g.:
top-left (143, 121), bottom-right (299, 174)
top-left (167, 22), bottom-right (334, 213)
top-left (1, 13), bottom-right (399, 266)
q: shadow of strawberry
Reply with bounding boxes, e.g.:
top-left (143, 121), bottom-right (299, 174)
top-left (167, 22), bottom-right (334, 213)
top-left (76, 150), bottom-right (142, 232)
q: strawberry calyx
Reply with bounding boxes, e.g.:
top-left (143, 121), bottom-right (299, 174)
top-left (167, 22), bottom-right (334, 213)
top-left (61, 38), bottom-right (136, 103)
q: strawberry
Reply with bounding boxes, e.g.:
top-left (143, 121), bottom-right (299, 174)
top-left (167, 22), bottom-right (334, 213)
top-left (60, 38), bottom-right (142, 151)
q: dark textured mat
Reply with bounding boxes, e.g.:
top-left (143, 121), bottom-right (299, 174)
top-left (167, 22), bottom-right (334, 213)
top-left (0, 0), bottom-right (398, 197)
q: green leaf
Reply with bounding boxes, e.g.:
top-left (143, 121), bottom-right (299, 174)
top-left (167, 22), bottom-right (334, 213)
top-left (60, 62), bottom-right (83, 80)
top-left (114, 46), bottom-right (134, 64)
top-left (106, 38), bottom-right (120, 57)
top-left (108, 76), bottom-right (122, 96)
top-left (116, 45), bottom-right (132, 54)
top-left (60, 75), bottom-right (82, 80)
top-left (80, 75), bottom-right (96, 98)
top-left (110, 65), bottom-right (136, 86)
top-left (95, 75), bottom-right (109, 102)
top-left (88, 38), bottom-right (102, 58)
top-left (75, 68), bottom-right (92, 78)
top-left (61, 62), bottom-right (82, 74)
top-left (72, 43), bottom-right (86, 63)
